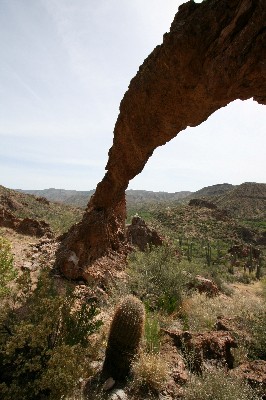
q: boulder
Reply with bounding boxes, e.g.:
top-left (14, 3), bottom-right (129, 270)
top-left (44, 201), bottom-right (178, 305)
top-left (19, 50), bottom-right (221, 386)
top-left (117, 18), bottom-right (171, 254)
top-left (0, 208), bottom-right (19, 229)
top-left (126, 216), bottom-right (163, 251)
top-left (188, 275), bottom-right (219, 297)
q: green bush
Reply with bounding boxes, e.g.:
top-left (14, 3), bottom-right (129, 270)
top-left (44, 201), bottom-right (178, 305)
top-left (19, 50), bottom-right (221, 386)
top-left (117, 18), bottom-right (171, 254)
top-left (241, 306), bottom-right (266, 360)
top-left (0, 269), bottom-right (102, 400)
top-left (183, 368), bottom-right (260, 400)
top-left (0, 236), bottom-right (17, 299)
top-left (144, 312), bottom-right (161, 354)
top-left (128, 246), bottom-right (189, 313)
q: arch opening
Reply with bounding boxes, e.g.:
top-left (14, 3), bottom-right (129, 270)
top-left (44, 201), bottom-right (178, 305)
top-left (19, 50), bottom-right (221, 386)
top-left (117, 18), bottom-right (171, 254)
top-left (129, 99), bottom-right (266, 193)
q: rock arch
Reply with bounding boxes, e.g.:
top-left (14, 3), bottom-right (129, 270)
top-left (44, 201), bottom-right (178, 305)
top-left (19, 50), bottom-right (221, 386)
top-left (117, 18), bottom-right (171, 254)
top-left (56, 0), bottom-right (266, 280)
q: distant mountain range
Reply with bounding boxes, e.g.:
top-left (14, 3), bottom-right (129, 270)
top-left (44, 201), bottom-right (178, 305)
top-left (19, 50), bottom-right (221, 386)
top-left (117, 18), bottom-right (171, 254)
top-left (13, 182), bottom-right (266, 221)
top-left (18, 188), bottom-right (192, 208)
top-left (19, 188), bottom-right (95, 208)
top-left (19, 183), bottom-right (234, 208)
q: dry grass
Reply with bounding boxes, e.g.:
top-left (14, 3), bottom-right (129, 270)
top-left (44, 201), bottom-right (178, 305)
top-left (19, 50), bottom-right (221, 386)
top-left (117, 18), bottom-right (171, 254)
top-left (183, 367), bottom-right (260, 400)
top-left (181, 283), bottom-right (265, 332)
top-left (132, 352), bottom-right (169, 393)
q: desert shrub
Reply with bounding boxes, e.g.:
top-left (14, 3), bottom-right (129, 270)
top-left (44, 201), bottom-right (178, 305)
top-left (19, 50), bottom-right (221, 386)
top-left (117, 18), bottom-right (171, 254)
top-left (183, 368), bottom-right (260, 400)
top-left (0, 236), bottom-right (17, 299)
top-left (132, 352), bottom-right (169, 393)
top-left (144, 312), bottom-right (161, 354)
top-left (0, 269), bottom-right (102, 400)
top-left (242, 305), bottom-right (266, 360)
top-left (180, 289), bottom-right (266, 361)
top-left (128, 246), bottom-right (189, 313)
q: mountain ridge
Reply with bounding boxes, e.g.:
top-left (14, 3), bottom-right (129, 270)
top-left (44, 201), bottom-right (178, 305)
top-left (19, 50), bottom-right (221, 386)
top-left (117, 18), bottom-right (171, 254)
top-left (18, 183), bottom-right (235, 208)
top-left (12, 182), bottom-right (266, 221)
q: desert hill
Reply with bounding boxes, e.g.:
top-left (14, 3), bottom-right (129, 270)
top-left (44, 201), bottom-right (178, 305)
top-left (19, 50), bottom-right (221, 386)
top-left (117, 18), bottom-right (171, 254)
top-left (2, 182), bottom-right (266, 246)
top-left (186, 183), bottom-right (235, 200)
top-left (214, 182), bottom-right (266, 220)
top-left (19, 183), bottom-right (266, 222)
top-left (0, 185), bottom-right (82, 235)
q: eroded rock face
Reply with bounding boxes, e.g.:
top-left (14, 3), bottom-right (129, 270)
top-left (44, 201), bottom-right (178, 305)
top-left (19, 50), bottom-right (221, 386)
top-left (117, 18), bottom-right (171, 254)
top-left (56, 0), bottom-right (266, 280)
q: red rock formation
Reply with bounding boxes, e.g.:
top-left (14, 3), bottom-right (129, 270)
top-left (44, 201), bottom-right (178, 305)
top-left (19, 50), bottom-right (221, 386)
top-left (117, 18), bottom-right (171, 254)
top-left (0, 207), bottom-right (52, 238)
top-left (56, 0), bottom-right (266, 280)
top-left (164, 329), bottom-right (237, 373)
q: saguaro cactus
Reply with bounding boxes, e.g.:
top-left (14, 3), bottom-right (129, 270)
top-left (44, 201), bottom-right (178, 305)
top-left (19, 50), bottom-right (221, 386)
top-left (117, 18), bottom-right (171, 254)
top-left (102, 295), bottom-right (145, 380)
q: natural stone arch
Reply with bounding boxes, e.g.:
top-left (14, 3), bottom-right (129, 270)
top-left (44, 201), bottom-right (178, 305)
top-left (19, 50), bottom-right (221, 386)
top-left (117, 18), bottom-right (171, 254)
top-left (56, 0), bottom-right (266, 280)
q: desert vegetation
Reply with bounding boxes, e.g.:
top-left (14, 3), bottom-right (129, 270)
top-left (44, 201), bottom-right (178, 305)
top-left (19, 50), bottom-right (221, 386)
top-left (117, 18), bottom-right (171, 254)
top-left (0, 200), bottom-right (265, 399)
top-left (0, 237), bottom-right (102, 399)
top-left (1, 179), bottom-right (266, 400)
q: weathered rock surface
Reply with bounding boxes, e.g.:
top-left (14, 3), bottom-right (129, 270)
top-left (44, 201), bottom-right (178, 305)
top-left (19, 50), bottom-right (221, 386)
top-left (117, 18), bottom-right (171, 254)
top-left (0, 207), bottom-right (52, 238)
top-left (161, 336), bottom-right (188, 385)
top-left (56, 0), bottom-right (266, 280)
top-left (17, 218), bottom-right (52, 238)
top-left (126, 216), bottom-right (163, 251)
top-left (164, 329), bottom-right (237, 373)
top-left (232, 360), bottom-right (266, 396)
top-left (188, 275), bottom-right (219, 297)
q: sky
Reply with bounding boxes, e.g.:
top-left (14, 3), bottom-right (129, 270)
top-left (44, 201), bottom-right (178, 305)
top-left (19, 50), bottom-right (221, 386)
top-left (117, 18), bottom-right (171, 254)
top-left (0, 0), bottom-right (265, 193)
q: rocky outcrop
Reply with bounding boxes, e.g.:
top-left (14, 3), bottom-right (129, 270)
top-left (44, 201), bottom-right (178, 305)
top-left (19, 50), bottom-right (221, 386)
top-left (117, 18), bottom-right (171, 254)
top-left (189, 199), bottom-right (217, 210)
top-left (0, 207), bottom-right (52, 238)
top-left (232, 360), bottom-right (266, 396)
top-left (56, 0), bottom-right (266, 280)
top-left (0, 208), bottom-right (18, 230)
top-left (17, 218), bottom-right (52, 238)
top-left (164, 329), bottom-right (237, 373)
top-left (126, 216), bottom-right (163, 251)
top-left (188, 275), bottom-right (219, 297)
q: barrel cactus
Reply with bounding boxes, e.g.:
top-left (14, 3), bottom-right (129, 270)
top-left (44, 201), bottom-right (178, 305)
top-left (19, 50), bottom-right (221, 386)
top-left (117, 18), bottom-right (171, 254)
top-left (102, 295), bottom-right (145, 380)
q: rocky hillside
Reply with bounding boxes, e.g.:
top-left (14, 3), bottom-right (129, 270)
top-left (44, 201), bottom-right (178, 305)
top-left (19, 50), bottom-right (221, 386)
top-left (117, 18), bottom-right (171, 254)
top-left (213, 182), bottom-right (266, 220)
top-left (132, 201), bottom-right (266, 247)
top-left (0, 185), bottom-right (82, 235)
top-left (186, 183), bottom-right (235, 200)
top-left (19, 182), bottom-right (266, 222)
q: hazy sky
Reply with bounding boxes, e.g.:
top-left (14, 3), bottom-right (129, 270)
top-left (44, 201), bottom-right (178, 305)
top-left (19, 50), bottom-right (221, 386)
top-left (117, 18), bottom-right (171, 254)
top-left (1, 0), bottom-right (265, 193)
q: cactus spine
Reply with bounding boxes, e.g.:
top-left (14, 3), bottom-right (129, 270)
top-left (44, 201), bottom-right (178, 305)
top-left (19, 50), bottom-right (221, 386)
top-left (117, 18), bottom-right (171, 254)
top-left (102, 295), bottom-right (145, 380)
